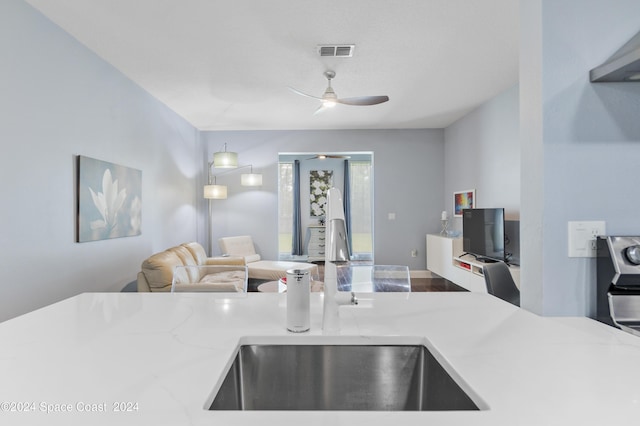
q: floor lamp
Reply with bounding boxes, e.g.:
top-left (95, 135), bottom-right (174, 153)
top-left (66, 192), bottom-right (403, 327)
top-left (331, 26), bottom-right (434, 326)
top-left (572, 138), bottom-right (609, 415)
top-left (204, 144), bottom-right (262, 256)
top-left (204, 179), bottom-right (227, 256)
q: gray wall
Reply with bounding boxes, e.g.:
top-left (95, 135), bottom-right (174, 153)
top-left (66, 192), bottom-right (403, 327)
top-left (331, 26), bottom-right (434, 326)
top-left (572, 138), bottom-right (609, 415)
top-left (0, 0), bottom-right (200, 322)
top-left (444, 85), bottom-right (521, 229)
top-left (199, 129), bottom-right (445, 270)
top-left (7, 0), bottom-right (636, 322)
top-left (440, 85), bottom-right (521, 268)
top-left (520, 0), bottom-right (640, 316)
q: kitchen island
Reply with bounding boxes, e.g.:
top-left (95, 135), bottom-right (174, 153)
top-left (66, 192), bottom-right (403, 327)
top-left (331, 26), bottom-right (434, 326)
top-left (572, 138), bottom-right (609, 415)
top-left (0, 291), bottom-right (639, 425)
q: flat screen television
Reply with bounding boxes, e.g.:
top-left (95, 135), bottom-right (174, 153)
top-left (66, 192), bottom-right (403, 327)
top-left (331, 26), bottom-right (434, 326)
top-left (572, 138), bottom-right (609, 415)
top-left (462, 208), bottom-right (506, 263)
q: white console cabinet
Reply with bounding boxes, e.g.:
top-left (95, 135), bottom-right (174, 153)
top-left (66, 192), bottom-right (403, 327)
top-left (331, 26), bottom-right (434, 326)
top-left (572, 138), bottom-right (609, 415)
top-left (306, 226), bottom-right (326, 262)
top-left (426, 234), bottom-right (519, 293)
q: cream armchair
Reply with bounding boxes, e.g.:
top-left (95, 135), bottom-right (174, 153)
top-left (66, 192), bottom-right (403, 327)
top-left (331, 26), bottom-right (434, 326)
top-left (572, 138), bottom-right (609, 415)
top-left (218, 236), bottom-right (319, 281)
top-left (137, 242), bottom-right (245, 292)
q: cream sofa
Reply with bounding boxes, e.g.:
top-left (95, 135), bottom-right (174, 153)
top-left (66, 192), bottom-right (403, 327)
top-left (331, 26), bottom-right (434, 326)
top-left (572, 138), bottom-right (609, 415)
top-left (171, 264), bottom-right (247, 292)
top-left (137, 242), bottom-right (247, 292)
top-left (218, 236), bottom-right (319, 281)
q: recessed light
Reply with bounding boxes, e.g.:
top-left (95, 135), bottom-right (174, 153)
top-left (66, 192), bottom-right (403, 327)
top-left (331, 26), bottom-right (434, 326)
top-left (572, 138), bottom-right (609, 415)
top-left (626, 72), bottom-right (640, 81)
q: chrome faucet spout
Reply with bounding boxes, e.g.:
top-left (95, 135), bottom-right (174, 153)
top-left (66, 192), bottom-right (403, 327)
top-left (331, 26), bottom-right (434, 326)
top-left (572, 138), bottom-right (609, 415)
top-left (322, 187), bottom-right (358, 334)
top-left (322, 261), bottom-right (358, 334)
top-left (327, 218), bottom-right (350, 262)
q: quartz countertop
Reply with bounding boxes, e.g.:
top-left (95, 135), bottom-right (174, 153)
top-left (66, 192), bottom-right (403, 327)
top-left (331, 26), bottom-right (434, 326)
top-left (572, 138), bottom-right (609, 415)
top-left (1, 292), bottom-right (639, 425)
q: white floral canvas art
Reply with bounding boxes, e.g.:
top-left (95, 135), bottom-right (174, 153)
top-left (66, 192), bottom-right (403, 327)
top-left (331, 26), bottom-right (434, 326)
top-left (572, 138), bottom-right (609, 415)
top-left (77, 156), bottom-right (142, 242)
top-left (309, 170), bottom-right (333, 217)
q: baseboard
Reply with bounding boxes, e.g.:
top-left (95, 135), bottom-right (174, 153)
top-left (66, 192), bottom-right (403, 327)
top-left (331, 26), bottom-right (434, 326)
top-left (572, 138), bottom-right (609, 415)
top-left (410, 270), bottom-right (437, 279)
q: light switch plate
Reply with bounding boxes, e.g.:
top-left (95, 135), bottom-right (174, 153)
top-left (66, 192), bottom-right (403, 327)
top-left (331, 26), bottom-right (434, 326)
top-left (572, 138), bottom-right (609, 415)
top-left (568, 221), bottom-right (606, 257)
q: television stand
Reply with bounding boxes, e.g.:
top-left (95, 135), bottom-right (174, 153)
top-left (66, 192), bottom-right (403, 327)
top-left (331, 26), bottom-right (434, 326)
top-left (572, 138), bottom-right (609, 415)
top-left (475, 257), bottom-right (498, 264)
top-left (453, 253), bottom-right (519, 286)
top-left (452, 254), bottom-right (486, 278)
top-left (426, 234), bottom-right (520, 292)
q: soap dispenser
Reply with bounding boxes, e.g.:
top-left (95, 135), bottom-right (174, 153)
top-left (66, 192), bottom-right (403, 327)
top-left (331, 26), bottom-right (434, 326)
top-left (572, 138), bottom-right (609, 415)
top-left (286, 269), bottom-right (310, 332)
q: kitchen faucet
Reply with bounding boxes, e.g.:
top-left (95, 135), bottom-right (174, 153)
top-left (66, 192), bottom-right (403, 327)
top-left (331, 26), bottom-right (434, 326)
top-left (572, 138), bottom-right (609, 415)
top-left (322, 188), bottom-right (358, 334)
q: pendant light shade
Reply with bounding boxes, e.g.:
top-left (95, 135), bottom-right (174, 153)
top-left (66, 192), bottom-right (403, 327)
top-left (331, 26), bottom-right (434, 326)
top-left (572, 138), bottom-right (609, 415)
top-left (205, 143), bottom-right (260, 198)
top-left (204, 184), bottom-right (227, 199)
top-left (213, 143), bottom-right (238, 168)
top-left (241, 173), bottom-right (263, 186)
top-left (240, 165), bottom-right (262, 186)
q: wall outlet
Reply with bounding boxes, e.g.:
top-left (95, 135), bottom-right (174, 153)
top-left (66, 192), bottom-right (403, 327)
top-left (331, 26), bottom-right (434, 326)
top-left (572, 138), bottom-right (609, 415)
top-left (568, 221), bottom-right (606, 258)
top-left (411, 249), bottom-right (418, 258)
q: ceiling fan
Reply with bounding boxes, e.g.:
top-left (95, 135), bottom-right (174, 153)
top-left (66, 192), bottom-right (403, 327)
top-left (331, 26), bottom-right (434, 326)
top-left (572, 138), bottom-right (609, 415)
top-left (305, 154), bottom-right (351, 160)
top-left (289, 70), bottom-right (389, 114)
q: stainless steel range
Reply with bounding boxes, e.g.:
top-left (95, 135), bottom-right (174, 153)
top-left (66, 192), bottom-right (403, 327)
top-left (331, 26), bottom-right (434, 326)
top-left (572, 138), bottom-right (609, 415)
top-left (596, 236), bottom-right (640, 336)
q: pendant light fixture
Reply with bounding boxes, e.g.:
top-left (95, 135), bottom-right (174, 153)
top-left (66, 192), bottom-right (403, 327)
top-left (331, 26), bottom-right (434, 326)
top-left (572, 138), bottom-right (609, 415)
top-left (212, 143), bottom-right (238, 168)
top-left (204, 143), bottom-right (262, 199)
top-left (240, 165), bottom-right (263, 186)
top-left (203, 183), bottom-right (228, 199)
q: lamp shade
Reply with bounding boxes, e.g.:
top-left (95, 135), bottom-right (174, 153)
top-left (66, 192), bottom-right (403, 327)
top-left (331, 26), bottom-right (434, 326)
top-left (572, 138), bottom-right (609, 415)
top-left (203, 184), bottom-right (227, 199)
top-left (241, 173), bottom-right (263, 186)
top-left (213, 151), bottom-right (238, 168)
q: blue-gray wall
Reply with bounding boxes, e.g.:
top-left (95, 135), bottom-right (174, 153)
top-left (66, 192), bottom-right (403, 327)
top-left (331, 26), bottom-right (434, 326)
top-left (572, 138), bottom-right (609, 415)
top-left (5, 0), bottom-right (638, 322)
top-left (520, 0), bottom-right (640, 316)
top-left (444, 85), bottom-right (520, 226)
top-left (199, 130), bottom-right (445, 270)
top-left (0, 0), bottom-right (200, 322)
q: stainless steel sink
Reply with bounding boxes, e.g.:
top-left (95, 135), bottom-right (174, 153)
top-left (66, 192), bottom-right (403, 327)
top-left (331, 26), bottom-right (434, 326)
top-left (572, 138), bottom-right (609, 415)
top-left (209, 343), bottom-right (482, 411)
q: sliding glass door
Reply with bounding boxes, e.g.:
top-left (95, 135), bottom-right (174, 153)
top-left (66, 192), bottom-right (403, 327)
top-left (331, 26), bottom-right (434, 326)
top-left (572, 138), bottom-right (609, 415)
top-left (278, 152), bottom-right (373, 262)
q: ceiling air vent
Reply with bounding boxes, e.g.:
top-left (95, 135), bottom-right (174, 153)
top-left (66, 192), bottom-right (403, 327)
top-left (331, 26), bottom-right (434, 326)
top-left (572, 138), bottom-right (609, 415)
top-left (318, 44), bottom-right (355, 57)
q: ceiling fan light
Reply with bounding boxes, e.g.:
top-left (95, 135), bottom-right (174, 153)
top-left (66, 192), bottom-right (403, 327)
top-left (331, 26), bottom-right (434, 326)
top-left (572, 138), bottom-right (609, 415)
top-left (322, 99), bottom-right (337, 108)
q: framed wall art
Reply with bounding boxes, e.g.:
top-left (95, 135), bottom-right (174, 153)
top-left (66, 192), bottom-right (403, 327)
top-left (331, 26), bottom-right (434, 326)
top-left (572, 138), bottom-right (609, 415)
top-left (76, 155), bottom-right (142, 242)
top-left (453, 189), bottom-right (475, 217)
top-left (309, 169), bottom-right (333, 217)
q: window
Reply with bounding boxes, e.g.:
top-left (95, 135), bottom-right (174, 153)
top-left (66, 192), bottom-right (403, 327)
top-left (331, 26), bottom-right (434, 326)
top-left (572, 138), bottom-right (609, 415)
top-left (278, 153), bottom-right (373, 262)
top-left (278, 162), bottom-right (293, 256)
top-left (349, 161), bottom-right (373, 260)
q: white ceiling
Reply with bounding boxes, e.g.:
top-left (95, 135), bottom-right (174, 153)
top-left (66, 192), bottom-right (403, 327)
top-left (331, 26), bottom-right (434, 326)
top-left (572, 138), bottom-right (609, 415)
top-left (23, 0), bottom-right (519, 131)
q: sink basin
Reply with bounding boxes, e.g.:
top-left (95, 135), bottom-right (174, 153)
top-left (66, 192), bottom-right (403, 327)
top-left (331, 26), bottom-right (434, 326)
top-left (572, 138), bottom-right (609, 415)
top-left (209, 342), bottom-right (483, 411)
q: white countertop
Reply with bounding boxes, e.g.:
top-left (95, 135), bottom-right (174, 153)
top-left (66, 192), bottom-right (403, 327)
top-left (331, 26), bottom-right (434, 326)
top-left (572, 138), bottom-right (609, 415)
top-left (1, 292), bottom-right (640, 425)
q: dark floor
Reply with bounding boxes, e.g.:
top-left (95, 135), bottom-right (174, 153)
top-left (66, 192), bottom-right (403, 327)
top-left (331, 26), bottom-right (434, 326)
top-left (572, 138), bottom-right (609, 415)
top-left (228, 256), bottom-right (469, 293)
top-left (247, 275), bottom-right (467, 293)
top-left (122, 272), bottom-right (466, 293)
top-left (409, 277), bottom-right (467, 292)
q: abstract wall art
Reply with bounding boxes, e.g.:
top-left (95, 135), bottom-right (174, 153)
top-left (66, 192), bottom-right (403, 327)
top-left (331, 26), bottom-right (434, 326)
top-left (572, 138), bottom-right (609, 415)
top-left (453, 189), bottom-right (475, 217)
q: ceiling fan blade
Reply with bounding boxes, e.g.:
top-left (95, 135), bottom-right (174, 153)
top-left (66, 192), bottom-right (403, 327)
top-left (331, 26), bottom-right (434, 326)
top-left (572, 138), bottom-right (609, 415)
top-left (337, 95), bottom-right (389, 106)
top-left (288, 86), bottom-right (323, 100)
top-left (305, 154), bottom-right (352, 160)
top-left (313, 104), bottom-right (329, 115)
